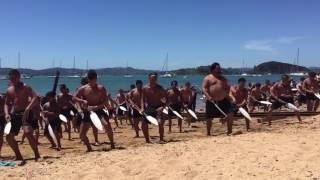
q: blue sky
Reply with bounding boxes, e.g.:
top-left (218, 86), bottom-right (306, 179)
top-left (0, 0), bottom-right (319, 70)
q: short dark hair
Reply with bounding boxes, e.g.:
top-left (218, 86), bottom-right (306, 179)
top-left (210, 63), bottom-right (220, 72)
top-left (255, 83), bottom-right (261, 87)
top-left (309, 71), bottom-right (316, 77)
top-left (87, 69), bottom-right (97, 80)
top-left (282, 74), bottom-right (289, 80)
top-left (59, 84), bottom-right (67, 91)
top-left (8, 69), bottom-right (20, 77)
top-left (238, 78), bottom-right (246, 83)
top-left (148, 72), bottom-right (158, 77)
top-left (45, 91), bottom-right (55, 98)
top-left (136, 80), bottom-right (143, 85)
top-left (171, 80), bottom-right (178, 86)
top-left (185, 81), bottom-right (191, 86)
top-left (300, 77), bottom-right (306, 81)
top-left (81, 77), bottom-right (88, 85)
top-left (130, 84), bottom-right (135, 89)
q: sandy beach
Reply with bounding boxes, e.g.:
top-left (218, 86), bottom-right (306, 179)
top-left (1, 113), bottom-right (320, 180)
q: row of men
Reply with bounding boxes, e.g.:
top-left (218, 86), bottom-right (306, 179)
top-left (0, 63), bottom-right (319, 162)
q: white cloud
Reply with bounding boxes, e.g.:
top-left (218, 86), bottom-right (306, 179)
top-left (244, 40), bottom-right (273, 52)
top-left (244, 36), bottom-right (305, 52)
top-left (275, 36), bottom-right (304, 44)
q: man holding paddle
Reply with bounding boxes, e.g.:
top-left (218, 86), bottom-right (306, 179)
top-left (128, 80), bottom-right (150, 142)
top-left (143, 72), bottom-right (168, 143)
top-left (43, 91), bottom-right (62, 151)
top-left (202, 63), bottom-right (234, 136)
top-left (167, 80), bottom-right (182, 133)
top-left (266, 74), bottom-right (301, 125)
top-left (229, 78), bottom-right (250, 131)
top-left (302, 72), bottom-right (320, 112)
top-left (4, 69), bottom-right (41, 161)
top-left (181, 82), bottom-right (196, 127)
top-left (74, 70), bottom-right (115, 151)
top-left (0, 94), bottom-right (5, 157)
top-left (57, 84), bottom-right (76, 140)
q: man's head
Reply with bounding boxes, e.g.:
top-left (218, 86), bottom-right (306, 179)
top-left (118, 88), bottom-right (124, 94)
top-left (87, 69), bottom-right (97, 84)
top-left (281, 74), bottom-right (290, 85)
top-left (59, 84), bottom-right (68, 94)
top-left (148, 72), bottom-right (158, 87)
top-left (238, 78), bottom-right (246, 88)
top-left (45, 91), bottom-right (56, 102)
top-left (255, 83), bottom-right (261, 89)
top-left (8, 69), bottom-right (21, 85)
top-left (309, 71), bottom-right (317, 80)
top-left (185, 82), bottom-right (191, 89)
top-left (300, 77), bottom-right (306, 82)
top-left (210, 63), bottom-right (221, 75)
top-left (81, 77), bottom-right (89, 86)
top-left (130, 84), bottom-right (135, 90)
top-left (171, 80), bottom-right (178, 89)
top-left (265, 80), bottom-right (270, 85)
top-left (136, 80), bottom-right (143, 89)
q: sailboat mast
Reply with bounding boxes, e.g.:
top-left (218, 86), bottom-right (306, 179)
top-left (296, 48), bottom-right (300, 72)
top-left (73, 56), bottom-right (76, 70)
top-left (166, 53), bottom-right (169, 73)
top-left (18, 52), bottom-right (21, 69)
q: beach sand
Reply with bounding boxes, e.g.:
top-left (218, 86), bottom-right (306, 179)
top-left (1, 113), bottom-right (320, 180)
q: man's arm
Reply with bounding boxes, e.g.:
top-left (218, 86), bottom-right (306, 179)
top-left (201, 77), bottom-right (212, 100)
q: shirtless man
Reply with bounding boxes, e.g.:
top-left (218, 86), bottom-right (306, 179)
top-left (74, 70), bottom-right (115, 151)
top-left (302, 72), bottom-right (320, 111)
top-left (128, 80), bottom-right (149, 141)
top-left (202, 63), bottom-right (234, 135)
top-left (143, 72), bottom-right (167, 143)
top-left (261, 80), bottom-right (272, 99)
top-left (4, 69), bottom-right (40, 161)
top-left (105, 93), bottom-right (119, 129)
top-left (296, 77), bottom-right (306, 107)
top-left (57, 84), bottom-right (75, 140)
top-left (229, 78), bottom-right (250, 131)
top-left (266, 74), bottom-right (301, 125)
top-left (43, 91), bottom-right (62, 151)
top-left (116, 89), bottom-right (127, 125)
top-left (126, 84), bottom-right (135, 128)
top-left (0, 94), bottom-right (5, 157)
top-left (76, 77), bottom-right (100, 145)
top-left (21, 96), bottom-right (40, 145)
top-left (166, 80), bottom-right (182, 133)
top-left (180, 82), bottom-right (194, 127)
top-left (249, 83), bottom-right (264, 112)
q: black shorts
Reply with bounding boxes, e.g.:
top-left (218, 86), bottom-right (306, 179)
top-left (0, 116), bottom-right (6, 133)
top-left (306, 92), bottom-right (318, 101)
top-left (183, 102), bottom-right (193, 110)
top-left (297, 94), bottom-right (307, 103)
top-left (44, 119), bottom-right (61, 135)
top-left (271, 96), bottom-right (294, 110)
top-left (81, 109), bottom-right (108, 123)
top-left (117, 104), bottom-right (127, 116)
top-left (206, 98), bottom-right (234, 118)
top-left (249, 98), bottom-right (263, 107)
top-left (10, 111), bottom-right (36, 136)
top-left (132, 108), bottom-right (144, 119)
top-left (60, 107), bottom-right (73, 120)
top-left (168, 104), bottom-right (181, 117)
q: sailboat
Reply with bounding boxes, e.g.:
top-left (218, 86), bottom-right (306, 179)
top-left (289, 48), bottom-right (306, 76)
top-left (124, 61), bottom-right (133, 78)
top-left (17, 52), bottom-right (32, 79)
top-left (66, 56), bottom-right (81, 78)
top-left (160, 53), bottom-right (174, 78)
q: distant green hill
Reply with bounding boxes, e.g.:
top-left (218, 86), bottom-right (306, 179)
top-left (253, 61), bottom-right (309, 74)
top-left (172, 61), bottom-right (311, 75)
